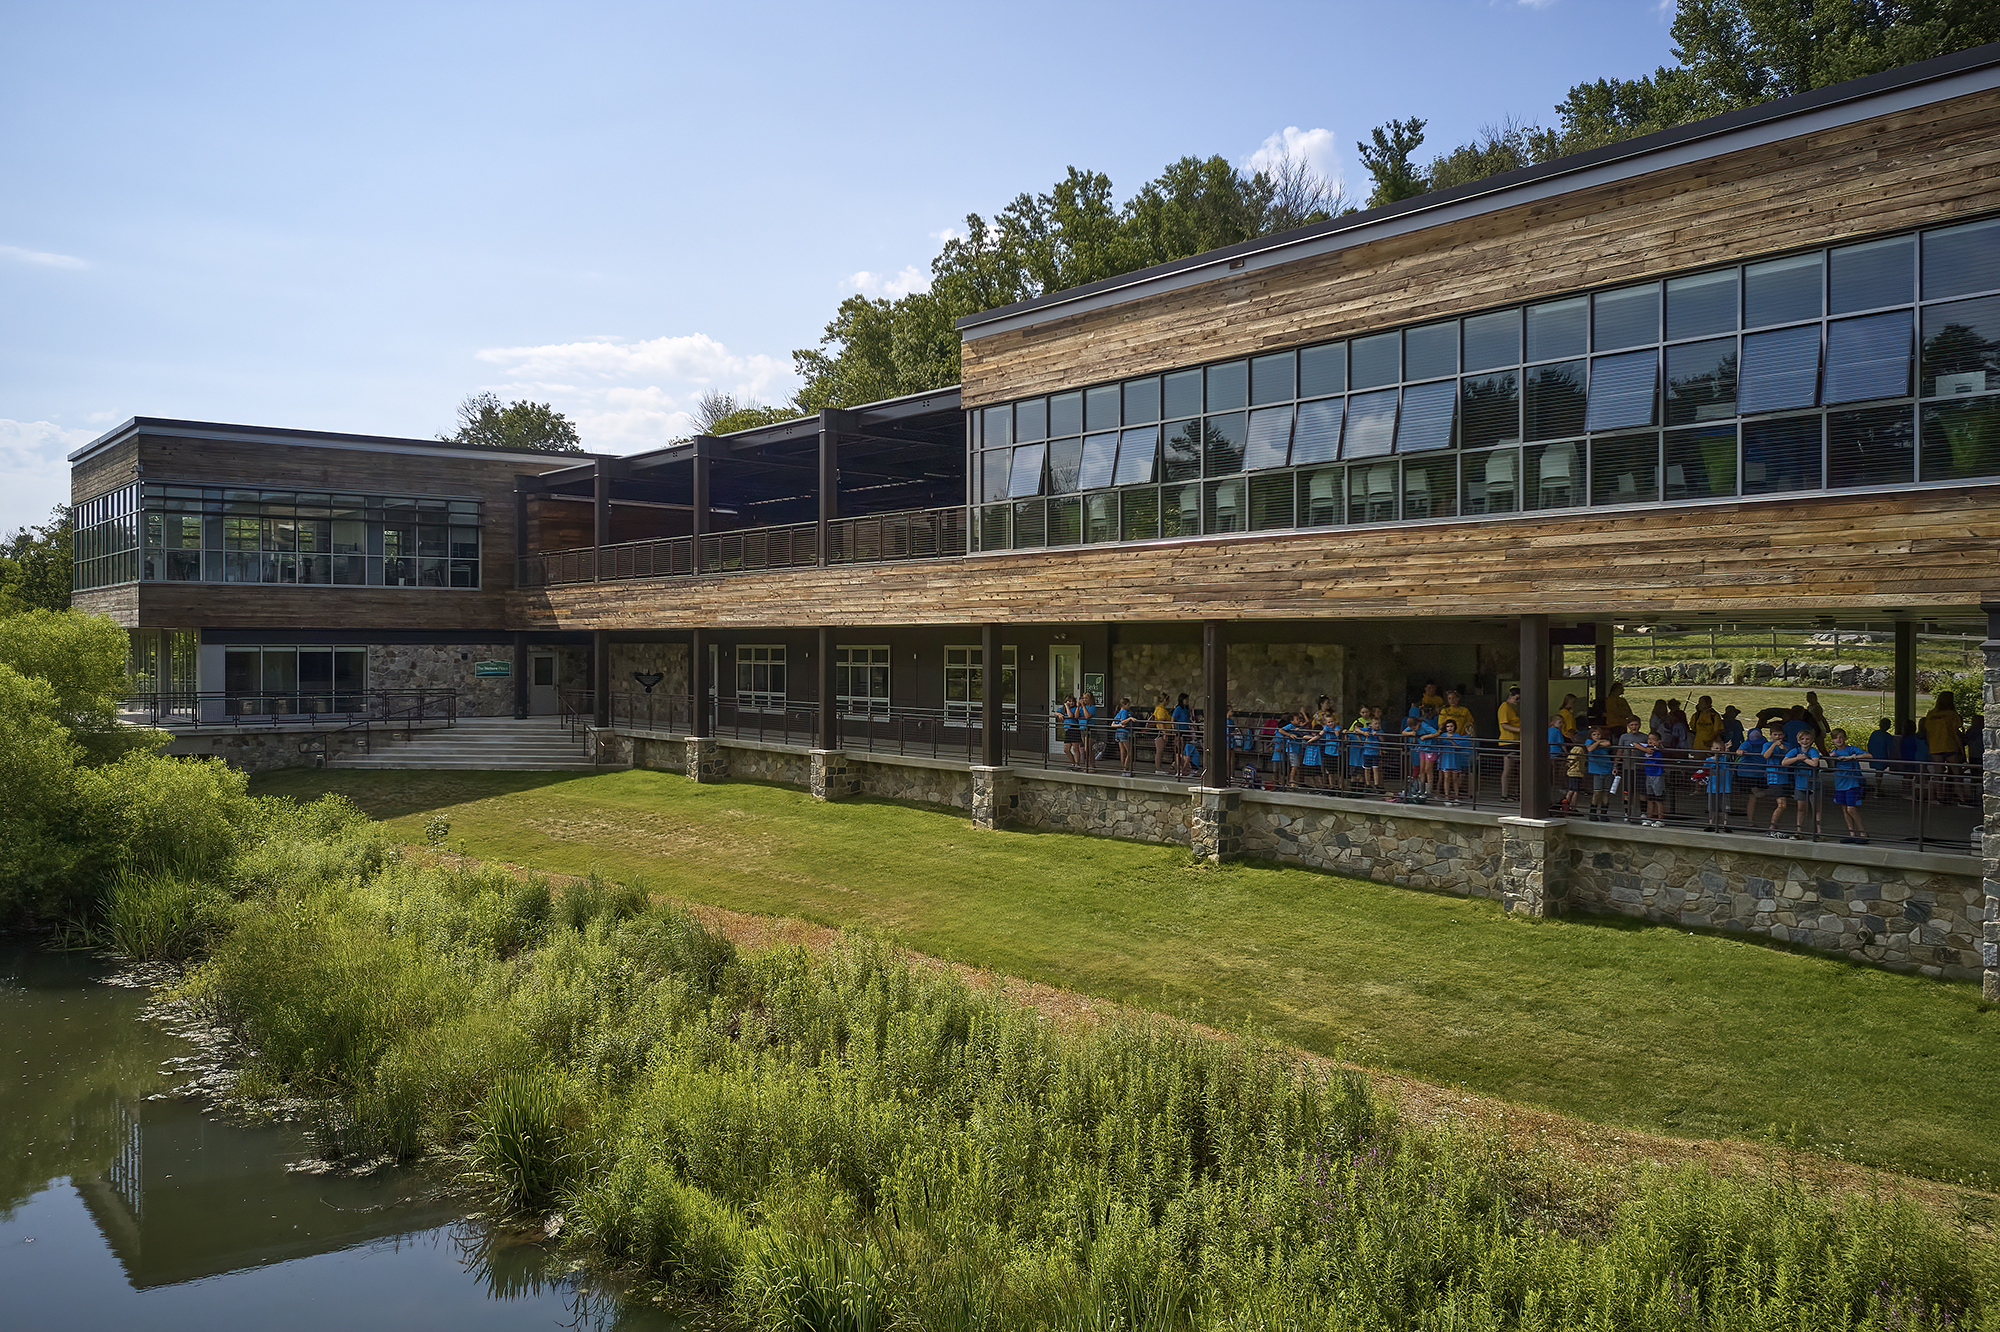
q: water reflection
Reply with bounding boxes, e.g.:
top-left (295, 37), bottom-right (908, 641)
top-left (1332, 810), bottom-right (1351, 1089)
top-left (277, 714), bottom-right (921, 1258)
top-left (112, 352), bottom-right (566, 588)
top-left (0, 943), bottom-right (679, 1330)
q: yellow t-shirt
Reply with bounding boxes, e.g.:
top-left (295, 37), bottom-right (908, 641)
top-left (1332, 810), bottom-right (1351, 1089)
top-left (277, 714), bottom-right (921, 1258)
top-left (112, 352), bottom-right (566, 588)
top-left (1152, 705), bottom-right (1172, 732)
top-left (1604, 694), bottom-right (1633, 729)
top-left (1558, 705), bottom-right (1577, 734)
top-left (1923, 709), bottom-right (1964, 754)
top-left (1420, 689), bottom-right (1444, 711)
top-left (1440, 704), bottom-right (1475, 736)
top-left (1691, 708), bottom-right (1722, 749)
top-left (1496, 699), bottom-right (1521, 747)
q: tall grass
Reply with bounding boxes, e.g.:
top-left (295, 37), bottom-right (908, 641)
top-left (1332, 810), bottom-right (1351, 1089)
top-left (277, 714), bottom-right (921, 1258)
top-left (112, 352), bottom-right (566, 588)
top-left (176, 809), bottom-right (2000, 1330)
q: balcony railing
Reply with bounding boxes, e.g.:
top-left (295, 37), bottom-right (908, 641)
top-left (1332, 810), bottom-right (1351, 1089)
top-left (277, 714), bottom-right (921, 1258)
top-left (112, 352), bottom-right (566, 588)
top-left (119, 689), bottom-right (459, 728)
top-left (518, 506), bottom-right (968, 588)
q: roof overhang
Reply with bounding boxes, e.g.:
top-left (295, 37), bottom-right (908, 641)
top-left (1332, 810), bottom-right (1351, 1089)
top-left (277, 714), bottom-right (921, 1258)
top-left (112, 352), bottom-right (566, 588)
top-left (67, 417), bottom-right (607, 468)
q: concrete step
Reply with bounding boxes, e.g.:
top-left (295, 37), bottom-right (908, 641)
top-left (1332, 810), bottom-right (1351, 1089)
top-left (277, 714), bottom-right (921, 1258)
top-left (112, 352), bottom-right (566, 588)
top-left (329, 716), bottom-right (598, 770)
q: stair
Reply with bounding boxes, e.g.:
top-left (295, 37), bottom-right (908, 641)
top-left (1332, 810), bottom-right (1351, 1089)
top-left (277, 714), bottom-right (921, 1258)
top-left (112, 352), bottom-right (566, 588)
top-left (335, 716), bottom-right (603, 771)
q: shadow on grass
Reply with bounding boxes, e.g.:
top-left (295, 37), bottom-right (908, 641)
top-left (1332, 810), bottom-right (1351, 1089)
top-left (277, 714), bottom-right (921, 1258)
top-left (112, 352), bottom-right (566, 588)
top-left (248, 768), bottom-right (593, 822)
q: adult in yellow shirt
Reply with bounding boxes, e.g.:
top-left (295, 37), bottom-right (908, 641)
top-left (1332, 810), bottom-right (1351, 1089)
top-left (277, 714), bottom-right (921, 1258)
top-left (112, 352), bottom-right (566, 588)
top-left (1603, 683), bottom-right (1633, 731)
top-left (1419, 680), bottom-right (1444, 712)
top-left (1496, 685), bottom-right (1522, 799)
top-left (1690, 695), bottom-right (1722, 751)
top-left (1922, 690), bottom-right (1966, 804)
top-left (1439, 690), bottom-right (1475, 738)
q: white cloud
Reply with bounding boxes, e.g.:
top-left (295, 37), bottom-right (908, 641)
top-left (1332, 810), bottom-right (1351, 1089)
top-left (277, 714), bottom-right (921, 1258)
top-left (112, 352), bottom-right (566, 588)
top-left (0, 419), bottom-right (97, 534)
top-left (474, 332), bottom-right (801, 452)
top-left (1244, 126), bottom-right (1344, 192)
top-left (0, 243), bottom-right (88, 270)
top-left (1515, 0), bottom-right (1558, 8)
top-left (930, 226), bottom-right (965, 245)
top-left (843, 264), bottom-right (931, 300)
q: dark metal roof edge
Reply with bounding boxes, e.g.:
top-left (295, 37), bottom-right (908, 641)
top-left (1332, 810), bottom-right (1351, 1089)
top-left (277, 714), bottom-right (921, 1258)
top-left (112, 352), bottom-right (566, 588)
top-left (67, 416), bottom-right (610, 466)
top-left (955, 41), bottom-right (2000, 335)
top-left (620, 386), bottom-right (965, 468)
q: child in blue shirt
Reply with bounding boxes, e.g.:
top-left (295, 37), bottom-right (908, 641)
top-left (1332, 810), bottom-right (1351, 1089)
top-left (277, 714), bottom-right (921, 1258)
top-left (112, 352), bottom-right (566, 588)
top-left (1346, 713), bottom-right (1370, 792)
top-left (1275, 713), bottom-right (1305, 790)
top-left (1701, 738), bottom-right (1735, 832)
top-left (1438, 719), bottom-right (1472, 804)
top-left (1640, 731), bottom-right (1668, 827)
top-left (1362, 707), bottom-right (1384, 792)
top-left (1301, 717), bottom-right (1325, 790)
top-left (1077, 693), bottom-right (1098, 774)
top-left (1583, 726), bottom-right (1616, 821)
top-left (1827, 728), bottom-right (1869, 844)
top-left (1113, 697), bottom-right (1137, 776)
top-left (1771, 734), bottom-right (1823, 840)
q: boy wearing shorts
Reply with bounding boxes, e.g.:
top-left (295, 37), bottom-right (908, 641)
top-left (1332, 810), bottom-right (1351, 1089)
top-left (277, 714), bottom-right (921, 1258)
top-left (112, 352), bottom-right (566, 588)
top-left (1583, 726), bottom-right (1615, 821)
top-left (1700, 737), bottom-right (1734, 832)
top-left (1828, 729), bottom-right (1869, 844)
top-left (1641, 730), bottom-right (1668, 827)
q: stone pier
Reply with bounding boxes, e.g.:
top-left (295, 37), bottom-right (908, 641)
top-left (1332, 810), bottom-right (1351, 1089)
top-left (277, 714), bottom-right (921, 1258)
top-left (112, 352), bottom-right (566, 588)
top-left (685, 737), bottom-right (726, 784)
top-left (970, 766), bottom-right (1016, 831)
top-left (1983, 645), bottom-right (2000, 1000)
top-left (1498, 817), bottom-right (1566, 917)
top-left (810, 749), bottom-right (856, 802)
top-left (1190, 787), bottom-right (1243, 864)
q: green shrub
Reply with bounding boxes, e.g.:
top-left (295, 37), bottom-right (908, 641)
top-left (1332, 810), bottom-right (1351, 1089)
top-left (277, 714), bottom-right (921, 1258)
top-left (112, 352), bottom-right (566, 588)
top-left (470, 1070), bottom-right (573, 1212)
top-left (80, 752), bottom-right (255, 879)
top-left (99, 869), bottom-right (232, 961)
top-left (0, 664), bottom-right (88, 922)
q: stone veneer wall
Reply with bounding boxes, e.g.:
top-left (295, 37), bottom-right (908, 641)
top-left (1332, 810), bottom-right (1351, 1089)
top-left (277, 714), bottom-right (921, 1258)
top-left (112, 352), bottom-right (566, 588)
top-left (1236, 796), bottom-right (1506, 897)
top-left (1014, 775), bottom-right (1192, 843)
top-left (166, 726), bottom-right (437, 773)
top-left (851, 757), bottom-right (972, 810)
top-left (1111, 643), bottom-right (1347, 718)
top-left (1561, 829), bottom-right (1983, 982)
top-left (718, 742), bottom-right (813, 788)
top-left (610, 643), bottom-right (690, 705)
top-left (367, 643), bottom-right (516, 716)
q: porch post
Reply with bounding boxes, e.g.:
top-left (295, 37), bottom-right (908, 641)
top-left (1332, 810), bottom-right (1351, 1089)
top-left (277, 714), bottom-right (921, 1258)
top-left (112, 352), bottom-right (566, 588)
top-left (817, 625), bottom-right (838, 750)
top-left (1593, 621), bottom-right (1614, 721)
top-left (1202, 620), bottom-right (1228, 784)
top-left (691, 436), bottom-right (713, 539)
top-left (592, 459), bottom-right (614, 582)
top-left (980, 622), bottom-right (1003, 768)
top-left (690, 629), bottom-right (711, 738)
top-left (1981, 608), bottom-right (2000, 1001)
top-left (1894, 619), bottom-right (1916, 729)
top-left (817, 409), bottom-right (843, 566)
top-left (1519, 615), bottom-right (1551, 819)
top-left (512, 631), bottom-right (528, 719)
top-left (592, 629), bottom-right (610, 728)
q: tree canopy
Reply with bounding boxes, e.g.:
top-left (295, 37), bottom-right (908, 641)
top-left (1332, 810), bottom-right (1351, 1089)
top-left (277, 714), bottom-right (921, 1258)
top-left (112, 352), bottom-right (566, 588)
top-left (0, 506), bottom-right (73, 614)
top-left (444, 392), bottom-right (584, 453)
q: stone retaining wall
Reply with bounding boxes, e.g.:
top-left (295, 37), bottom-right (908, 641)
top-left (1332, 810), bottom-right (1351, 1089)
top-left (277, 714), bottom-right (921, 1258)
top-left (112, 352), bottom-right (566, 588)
top-left (719, 742), bottom-right (813, 788)
top-left (1237, 797), bottom-right (1507, 898)
top-left (852, 758), bottom-right (972, 809)
top-left (1015, 776), bottom-right (1192, 843)
top-left (167, 726), bottom-right (407, 772)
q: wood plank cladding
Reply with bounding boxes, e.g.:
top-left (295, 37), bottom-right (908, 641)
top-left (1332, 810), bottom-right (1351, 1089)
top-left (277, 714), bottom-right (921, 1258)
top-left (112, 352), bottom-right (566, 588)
top-left (71, 439), bottom-right (138, 505)
top-left (128, 583), bottom-right (518, 633)
top-left (511, 486), bottom-right (2000, 631)
top-left (959, 87), bottom-right (2000, 407)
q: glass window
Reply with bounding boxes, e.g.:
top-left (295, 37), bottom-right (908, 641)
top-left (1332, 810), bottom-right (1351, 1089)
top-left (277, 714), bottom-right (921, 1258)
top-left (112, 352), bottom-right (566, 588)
top-left (1163, 419), bottom-right (1202, 481)
top-left (982, 405), bottom-right (1012, 448)
top-left (1291, 397), bottom-right (1343, 465)
top-left (1342, 389), bottom-right (1398, 458)
top-left (1586, 351), bottom-right (1659, 431)
top-left (980, 453), bottom-right (1009, 503)
top-left (1396, 380), bottom-right (1457, 452)
top-left (1828, 404), bottom-right (1914, 489)
top-left (1593, 284), bottom-right (1659, 351)
top-left (1250, 352), bottom-right (1295, 405)
top-left (1922, 217), bottom-right (2000, 301)
top-left (1526, 296), bottom-right (1587, 362)
top-left (1047, 437), bottom-right (1083, 493)
top-left (1404, 322), bottom-right (1457, 380)
top-left (835, 646), bottom-right (892, 718)
top-left (1204, 478), bottom-right (1248, 533)
top-left (1085, 384), bottom-right (1121, 432)
top-left (1201, 413), bottom-right (1247, 474)
top-left (1739, 325), bottom-right (1821, 414)
top-left (1206, 360), bottom-right (1249, 411)
top-left (1830, 235), bottom-right (1913, 314)
top-left (1113, 427), bottom-right (1159, 486)
top-left (1921, 397), bottom-right (2000, 482)
top-left (1348, 460), bottom-right (1401, 524)
top-left (1401, 455), bottom-right (1457, 519)
top-left (1823, 311), bottom-right (1912, 404)
top-left (1243, 406), bottom-right (1294, 469)
top-left (1463, 448), bottom-right (1520, 515)
top-left (1163, 368), bottom-right (1203, 419)
top-left (1298, 467), bottom-right (1343, 526)
top-left (1050, 391), bottom-right (1084, 437)
top-left (1462, 309), bottom-right (1519, 372)
top-left (1161, 483), bottom-right (1201, 538)
top-left (1078, 432), bottom-right (1118, 489)
top-left (1666, 269), bottom-right (1738, 340)
top-left (1299, 342), bottom-right (1346, 397)
top-left (1047, 496), bottom-right (1081, 545)
top-left (1524, 360), bottom-right (1586, 440)
top-left (1121, 487), bottom-right (1161, 541)
top-left (1012, 499), bottom-right (1045, 548)
top-left (1084, 493), bottom-right (1118, 543)
top-left (1664, 426), bottom-right (1737, 502)
top-left (1015, 397), bottom-right (1048, 442)
top-left (1350, 333), bottom-right (1400, 389)
top-left (1460, 371), bottom-right (1520, 449)
top-left (1920, 294), bottom-right (2000, 396)
top-left (1123, 377), bottom-right (1160, 424)
top-left (978, 503), bottom-right (1010, 551)
top-left (1745, 253), bottom-right (1822, 328)
top-left (1524, 439), bottom-right (1583, 510)
top-left (1743, 415), bottom-right (1824, 495)
top-left (1590, 432), bottom-right (1660, 506)
top-left (1665, 338), bottom-right (1738, 426)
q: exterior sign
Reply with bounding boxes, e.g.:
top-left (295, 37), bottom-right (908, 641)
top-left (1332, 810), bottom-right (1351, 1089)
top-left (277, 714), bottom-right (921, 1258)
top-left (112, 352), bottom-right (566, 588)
top-left (472, 659), bottom-right (511, 678)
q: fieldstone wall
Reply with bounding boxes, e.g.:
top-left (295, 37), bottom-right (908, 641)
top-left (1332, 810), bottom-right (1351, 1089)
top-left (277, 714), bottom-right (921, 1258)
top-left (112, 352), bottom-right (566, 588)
top-left (629, 735), bottom-right (686, 773)
top-left (166, 726), bottom-right (385, 773)
top-left (1981, 647), bottom-right (1999, 1001)
top-left (719, 741), bottom-right (812, 788)
top-left (852, 758), bottom-right (972, 809)
top-left (1110, 643), bottom-right (1348, 718)
top-left (1562, 828), bottom-right (1982, 981)
top-left (610, 643), bottom-right (690, 711)
top-left (811, 749), bottom-right (857, 801)
top-left (1237, 796), bottom-right (1507, 897)
top-left (368, 642), bottom-right (515, 716)
top-left (1014, 775), bottom-right (1193, 844)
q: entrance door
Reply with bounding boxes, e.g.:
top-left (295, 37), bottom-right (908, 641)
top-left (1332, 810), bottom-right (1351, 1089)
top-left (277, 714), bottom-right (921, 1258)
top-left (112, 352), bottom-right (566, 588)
top-left (1049, 644), bottom-right (1083, 755)
top-left (529, 653), bottom-right (559, 715)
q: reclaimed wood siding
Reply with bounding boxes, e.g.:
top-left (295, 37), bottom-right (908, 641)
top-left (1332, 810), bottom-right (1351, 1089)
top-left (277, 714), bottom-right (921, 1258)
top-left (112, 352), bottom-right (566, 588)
top-left (71, 439), bottom-right (139, 505)
top-left (510, 487), bottom-right (2000, 630)
top-left (125, 582), bottom-right (516, 632)
top-left (960, 89), bottom-right (2000, 406)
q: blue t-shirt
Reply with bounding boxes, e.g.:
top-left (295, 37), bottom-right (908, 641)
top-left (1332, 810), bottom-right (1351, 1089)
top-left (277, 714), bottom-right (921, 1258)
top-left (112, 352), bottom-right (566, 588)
top-left (1737, 736), bottom-right (1767, 784)
top-left (1113, 708), bottom-right (1133, 740)
top-left (1866, 729), bottom-right (1893, 769)
top-left (1077, 704), bottom-right (1094, 733)
top-left (1703, 752), bottom-right (1734, 794)
top-left (1585, 740), bottom-right (1614, 776)
top-left (1781, 717), bottom-right (1811, 747)
top-left (1418, 721), bottom-right (1442, 755)
top-left (1787, 746), bottom-right (1819, 793)
top-left (1900, 733), bottom-right (1930, 765)
top-left (1441, 734), bottom-right (1473, 772)
top-left (1172, 704), bottom-right (1191, 734)
top-left (1642, 744), bottom-right (1665, 778)
top-left (1830, 744), bottom-right (1866, 792)
top-left (1547, 722), bottom-right (1566, 756)
top-left (1760, 737), bottom-right (1789, 785)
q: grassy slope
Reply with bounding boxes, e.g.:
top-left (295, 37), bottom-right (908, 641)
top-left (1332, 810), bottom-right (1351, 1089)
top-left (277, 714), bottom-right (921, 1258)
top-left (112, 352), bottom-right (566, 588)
top-left (252, 767), bottom-right (2000, 1184)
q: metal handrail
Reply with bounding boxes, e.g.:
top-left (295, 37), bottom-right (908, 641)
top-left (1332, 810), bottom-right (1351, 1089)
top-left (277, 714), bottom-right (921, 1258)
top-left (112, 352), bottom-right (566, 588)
top-left (119, 689), bottom-right (458, 728)
top-left (324, 690), bottom-right (460, 761)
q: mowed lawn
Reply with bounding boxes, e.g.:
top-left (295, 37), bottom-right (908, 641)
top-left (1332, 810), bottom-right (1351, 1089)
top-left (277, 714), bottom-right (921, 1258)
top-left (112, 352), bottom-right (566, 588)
top-left (253, 767), bottom-right (2000, 1184)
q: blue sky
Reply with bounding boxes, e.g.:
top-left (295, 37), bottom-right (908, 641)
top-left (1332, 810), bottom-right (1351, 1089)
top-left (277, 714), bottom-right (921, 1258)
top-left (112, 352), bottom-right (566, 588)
top-left (0, 1), bottom-right (1680, 534)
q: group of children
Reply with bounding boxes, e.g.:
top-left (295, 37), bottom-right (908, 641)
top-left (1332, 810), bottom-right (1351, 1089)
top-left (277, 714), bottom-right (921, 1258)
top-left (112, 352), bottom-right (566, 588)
top-left (1219, 689), bottom-right (1485, 806)
top-left (1556, 714), bottom-right (1874, 843)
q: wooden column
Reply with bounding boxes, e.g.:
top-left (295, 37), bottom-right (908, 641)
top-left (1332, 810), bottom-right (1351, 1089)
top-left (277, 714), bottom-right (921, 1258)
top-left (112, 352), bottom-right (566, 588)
top-left (1593, 621), bottom-right (1615, 721)
top-left (1894, 620), bottom-right (1916, 727)
top-left (1203, 620), bottom-right (1228, 784)
top-left (980, 622), bottom-right (1002, 768)
top-left (1519, 615), bottom-right (1551, 819)
top-left (817, 625), bottom-right (838, 750)
top-left (690, 629), bottom-right (711, 738)
top-left (592, 630), bottom-right (610, 727)
top-left (817, 409), bottom-right (843, 566)
top-left (512, 631), bottom-right (528, 719)
top-left (513, 477), bottom-right (532, 587)
top-left (691, 437), bottom-right (713, 539)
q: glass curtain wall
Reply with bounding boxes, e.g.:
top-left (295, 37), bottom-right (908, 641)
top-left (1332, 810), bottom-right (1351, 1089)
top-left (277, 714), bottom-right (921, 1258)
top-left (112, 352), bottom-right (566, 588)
top-left (220, 647), bottom-right (367, 715)
top-left (969, 216), bottom-right (2000, 549)
top-left (74, 483), bottom-right (141, 590)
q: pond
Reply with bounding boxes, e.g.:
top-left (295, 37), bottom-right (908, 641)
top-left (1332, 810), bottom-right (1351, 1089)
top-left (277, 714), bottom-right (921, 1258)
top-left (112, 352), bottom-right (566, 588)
top-left (0, 941), bottom-right (680, 1330)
